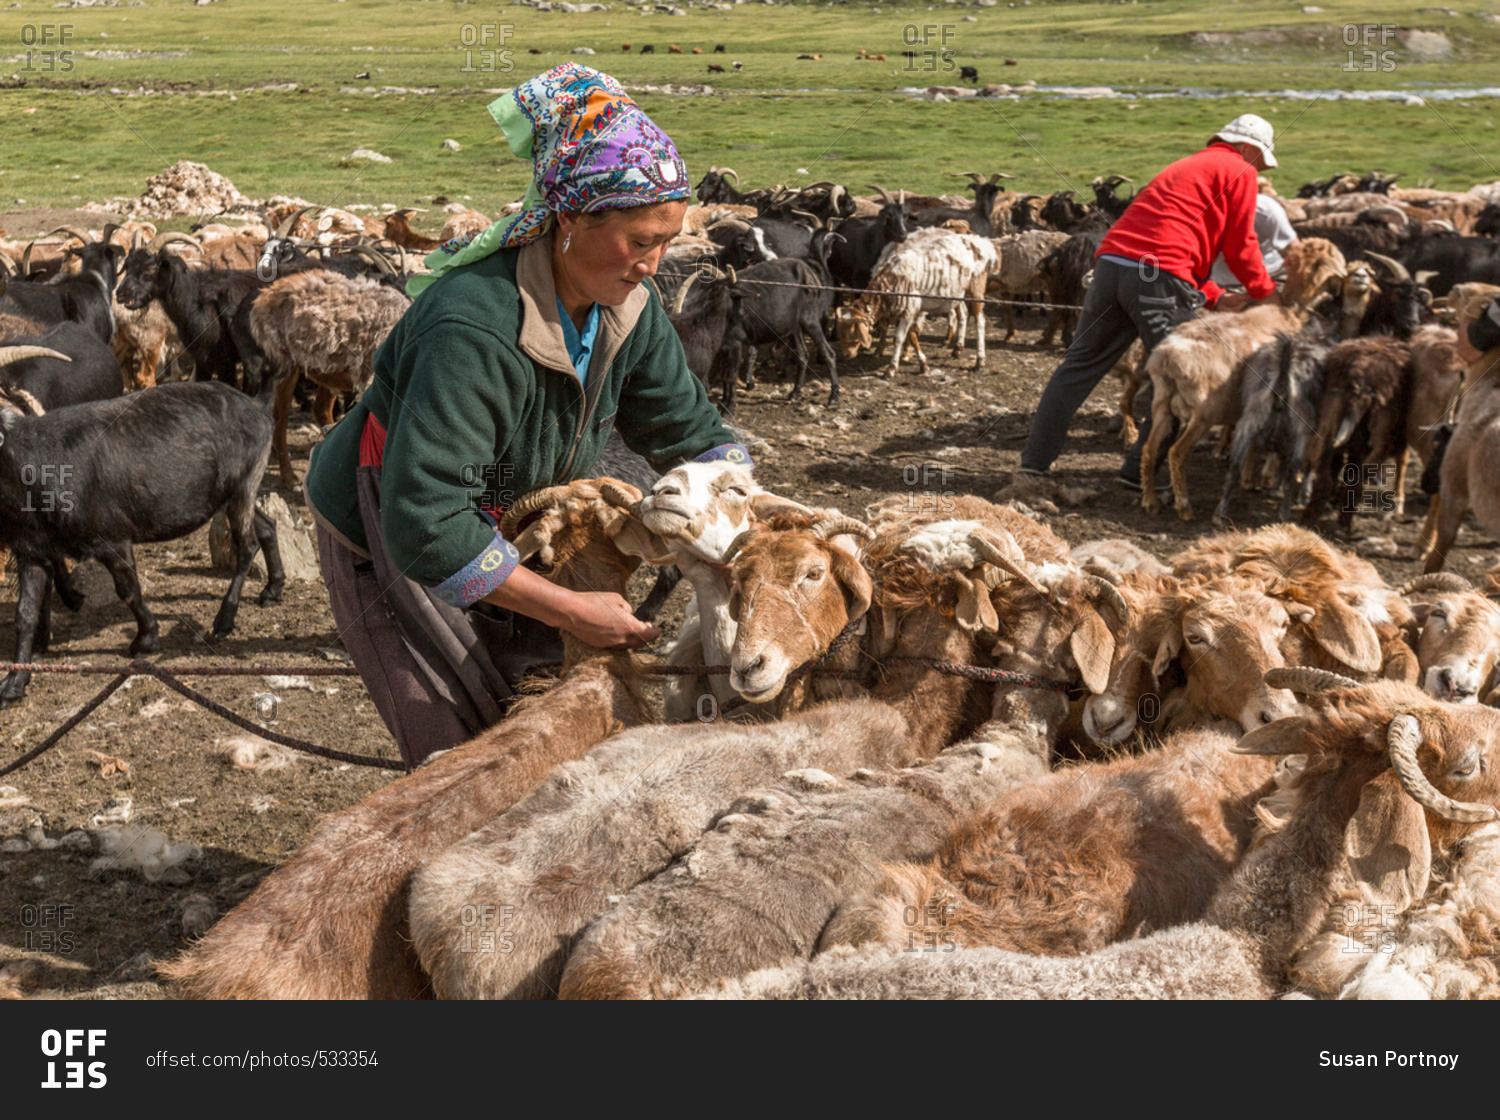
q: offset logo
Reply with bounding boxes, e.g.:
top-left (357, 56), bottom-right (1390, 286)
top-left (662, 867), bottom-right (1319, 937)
top-left (40, 1029), bottom-right (106, 1089)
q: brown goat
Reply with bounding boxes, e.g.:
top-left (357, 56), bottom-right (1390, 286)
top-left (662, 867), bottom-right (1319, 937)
top-left (158, 480), bottom-right (676, 999)
top-left (380, 209), bottom-right (443, 253)
top-left (1141, 238), bottom-right (1347, 521)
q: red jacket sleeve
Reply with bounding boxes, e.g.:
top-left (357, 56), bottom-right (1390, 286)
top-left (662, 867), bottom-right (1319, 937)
top-left (1219, 173), bottom-right (1275, 299)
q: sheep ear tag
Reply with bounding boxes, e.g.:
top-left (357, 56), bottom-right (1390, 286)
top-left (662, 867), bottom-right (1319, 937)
top-left (1344, 773), bottom-right (1432, 913)
top-left (1308, 597), bottom-right (1383, 675)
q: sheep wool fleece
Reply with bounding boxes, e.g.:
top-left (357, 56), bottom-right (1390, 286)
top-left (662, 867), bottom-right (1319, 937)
top-left (305, 232), bottom-right (746, 608)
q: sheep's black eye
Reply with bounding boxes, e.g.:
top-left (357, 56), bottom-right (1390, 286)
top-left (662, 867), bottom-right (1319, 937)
top-left (804, 567), bottom-right (825, 582)
top-left (1186, 633), bottom-right (1207, 647)
top-left (1429, 610), bottom-right (1447, 623)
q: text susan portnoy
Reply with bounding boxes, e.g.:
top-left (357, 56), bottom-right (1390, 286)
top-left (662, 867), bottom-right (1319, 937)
top-left (1320, 1052), bottom-right (1460, 1070)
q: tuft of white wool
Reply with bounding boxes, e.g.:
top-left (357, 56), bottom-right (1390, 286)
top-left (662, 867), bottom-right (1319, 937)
top-left (899, 519), bottom-right (986, 569)
top-left (1350, 590), bottom-right (1392, 626)
top-left (90, 828), bottom-right (202, 883)
top-left (1031, 561), bottom-right (1073, 590)
top-left (215, 736), bottom-right (298, 771)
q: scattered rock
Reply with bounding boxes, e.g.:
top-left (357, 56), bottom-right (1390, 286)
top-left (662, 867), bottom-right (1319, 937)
top-left (569, 46), bottom-right (596, 54)
top-left (180, 893), bottom-right (218, 938)
top-left (440, 138), bottom-right (461, 151)
top-left (24, 826), bottom-right (58, 851)
top-left (57, 830), bottom-right (93, 851)
top-left (344, 147), bottom-right (393, 164)
top-left (0, 837), bottom-right (31, 853)
top-left (210, 492), bottom-right (319, 581)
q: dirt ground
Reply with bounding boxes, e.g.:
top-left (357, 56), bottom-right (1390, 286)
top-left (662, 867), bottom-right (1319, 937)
top-left (0, 307), bottom-right (1490, 999)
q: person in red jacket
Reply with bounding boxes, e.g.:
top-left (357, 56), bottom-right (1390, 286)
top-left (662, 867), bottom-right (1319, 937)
top-left (1019, 114), bottom-right (1279, 489)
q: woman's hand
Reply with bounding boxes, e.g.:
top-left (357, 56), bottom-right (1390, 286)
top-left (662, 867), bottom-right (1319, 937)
top-left (481, 566), bottom-right (658, 649)
top-left (559, 591), bottom-right (660, 649)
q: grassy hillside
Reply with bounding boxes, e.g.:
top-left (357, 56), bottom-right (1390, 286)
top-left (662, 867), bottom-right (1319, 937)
top-left (0, 0), bottom-right (1497, 221)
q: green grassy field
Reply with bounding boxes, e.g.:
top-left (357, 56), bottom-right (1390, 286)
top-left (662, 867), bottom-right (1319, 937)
top-left (1, 0), bottom-right (1498, 223)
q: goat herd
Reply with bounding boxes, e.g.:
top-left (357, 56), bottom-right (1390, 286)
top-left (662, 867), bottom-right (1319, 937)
top-left (5, 164), bottom-right (1500, 999)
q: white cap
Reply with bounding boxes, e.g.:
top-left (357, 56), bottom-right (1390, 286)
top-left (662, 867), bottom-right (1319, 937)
top-left (1212, 113), bottom-right (1277, 168)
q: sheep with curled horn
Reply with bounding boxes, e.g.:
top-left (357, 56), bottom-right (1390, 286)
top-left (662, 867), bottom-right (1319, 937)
top-left (161, 478), bottom-right (682, 1001)
top-left (692, 676), bottom-right (1500, 1000)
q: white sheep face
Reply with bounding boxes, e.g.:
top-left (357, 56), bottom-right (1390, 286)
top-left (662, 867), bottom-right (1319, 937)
top-left (640, 462), bottom-right (759, 563)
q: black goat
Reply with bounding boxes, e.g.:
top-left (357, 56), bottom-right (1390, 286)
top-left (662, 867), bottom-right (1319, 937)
top-left (0, 322), bottom-right (122, 411)
top-left (1397, 235), bottom-right (1500, 298)
top-left (1358, 253), bottom-right (1433, 337)
top-left (117, 240), bottom-right (270, 393)
top-left (1089, 175), bottom-right (1134, 222)
top-left (1039, 190), bottom-right (1109, 234)
top-left (667, 265), bottom-right (738, 390)
top-left (1037, 231), bottom-right (1102, 347)
top-left (0, 381), bottom-right (284, 706)
top-left (1475, 203), bottom-right (1500, 238)
top-left (1009, 194), bottom-right (1045, 231)
top-left (959, 65), bottom-right (979, 82)
top-left (718, 249), bottom-right (839, 410)
top-left (0, 235), bottom-right (119, 345)
top-left (1213, 320), bottom-right (1334, 526)
top-left (719, 217), bottom-right (813, 270)
top-left (827, 184), bottom-right (908, 295)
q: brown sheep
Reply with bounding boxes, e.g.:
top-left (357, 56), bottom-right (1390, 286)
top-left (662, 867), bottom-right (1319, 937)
top-left (158, 480), bottom-right (679, 999)
top-left (818, 726), bottom-right (1277, 958)
top-left (699, 675), bottom-right (1500, 999)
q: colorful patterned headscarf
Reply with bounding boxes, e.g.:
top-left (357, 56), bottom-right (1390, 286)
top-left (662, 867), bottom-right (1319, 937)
top-left (407, 64), bottom-right (690, 296)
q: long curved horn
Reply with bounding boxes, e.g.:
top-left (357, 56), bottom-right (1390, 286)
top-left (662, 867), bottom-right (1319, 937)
top-left (968, 528), bottom-right (1043, 595)
top-left (1085, 573), bottom-right (1130, 627)
top-left (719, 167), bottom-right (739, 184)
top-left (275, 206), bottom-right (318, 241)
top-left (0, 253), bottom-right (14, 277)
top-left (949, 172), bottom-right (985, 184)
top-left (0, 386), bottom-right (44, 415)
top-left (1366, 252), bottom-right (1412, 283)
top-left (19, 242), bottom-right (32, 277)
top-left (0, 346), bottom-right (71, 367)
top-left (147, 231), bottom-right (202, 254)
top-left (46, 225), bottom-right (94, 245)
top-left (721, 528), bottom-right (757, 564)
top-left (988, 172), bottom-right (1016, 184)
top-left (1263, 666), bottom-right (1361, 694)
top-left (498, 484), bottom-right (576, 537)
top-left (811, 514), bottom-right (875, 541)
top-left (790, 209), bottom-right (822, 226)
top-left (1400, 572), bottom-right (1473, 596)
top-left (670, 269), bottom-right (706, 315)
top-left (344, 244), bottom-right (396, 276)
top-left (599, 480), bottom-right (643, 516)
top-left (1388, 714), bottom-right (1498, 823)
top-left (866, 184), bottom-right (896, 208)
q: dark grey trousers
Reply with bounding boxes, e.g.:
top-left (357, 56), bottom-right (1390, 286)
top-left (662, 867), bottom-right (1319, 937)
top-left (1021, 256), bottom-right (1206, 479)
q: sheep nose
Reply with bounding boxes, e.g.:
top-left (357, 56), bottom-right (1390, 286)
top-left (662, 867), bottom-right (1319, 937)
top-left (1259, 709), bottom-right (1277, 725)
top-left (738, 655), bottom-right (765, 677)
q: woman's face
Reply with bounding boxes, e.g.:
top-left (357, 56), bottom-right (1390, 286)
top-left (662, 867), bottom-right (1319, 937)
top-left (556, 201), bottom-right (687, 307)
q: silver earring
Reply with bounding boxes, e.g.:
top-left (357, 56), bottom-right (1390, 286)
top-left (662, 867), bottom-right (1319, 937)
top-left (562, 232), bottom-right (572, 253)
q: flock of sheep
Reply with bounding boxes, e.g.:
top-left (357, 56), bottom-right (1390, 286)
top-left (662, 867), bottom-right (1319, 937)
top-left (161, 389), bottom-right (1500, 997)
top-left (7, 159), bottom-right (1500, 998)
